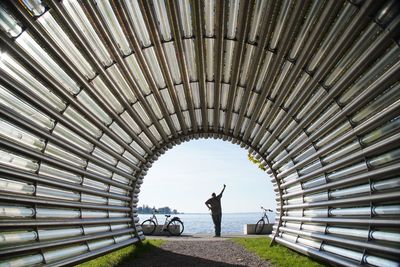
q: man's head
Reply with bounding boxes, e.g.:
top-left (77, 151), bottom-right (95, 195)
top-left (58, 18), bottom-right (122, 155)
top-left (212, 192), bottom-right (216, 198)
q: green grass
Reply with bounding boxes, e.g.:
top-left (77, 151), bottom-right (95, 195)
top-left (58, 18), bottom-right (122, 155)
top-left (232, 237), bottom-right (326, 267)
top-left (76, 239), bottom-right (164, 267)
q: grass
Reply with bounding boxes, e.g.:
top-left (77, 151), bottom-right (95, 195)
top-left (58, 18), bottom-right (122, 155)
top-left (232, 237), bottom-right (326, 267)
top-left (76, 239), bottom-right (164, 267)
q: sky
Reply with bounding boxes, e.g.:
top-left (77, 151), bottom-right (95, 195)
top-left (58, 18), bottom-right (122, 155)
top-left (138, 139), bottom-right (276, 213)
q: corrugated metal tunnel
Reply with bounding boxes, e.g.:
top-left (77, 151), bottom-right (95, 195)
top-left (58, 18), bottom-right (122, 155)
top-left (0, 0), bottom-right (399, 266)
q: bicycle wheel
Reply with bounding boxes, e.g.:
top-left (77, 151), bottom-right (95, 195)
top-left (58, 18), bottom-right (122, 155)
top-left (167, 219), bottom-right (184, 236)
top-left (255, 219), bottom-right (265, 234)
top-left (141, 219), bottom-right (156, 235)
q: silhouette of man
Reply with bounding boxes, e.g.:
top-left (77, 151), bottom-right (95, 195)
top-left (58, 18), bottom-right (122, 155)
top-left (205, 184), bottom-right (226, 237)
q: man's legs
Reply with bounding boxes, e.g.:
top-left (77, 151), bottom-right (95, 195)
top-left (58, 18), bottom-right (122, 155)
top-left (211, 214), bottom-right (218, 236)
top-left (212, 213), bottom-right (222, 236)
top-left (216, 213), bottom-right (222, 236)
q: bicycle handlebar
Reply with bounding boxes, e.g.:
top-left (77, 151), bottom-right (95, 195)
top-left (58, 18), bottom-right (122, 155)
top-left (261, 207), bottom-right (273, 212)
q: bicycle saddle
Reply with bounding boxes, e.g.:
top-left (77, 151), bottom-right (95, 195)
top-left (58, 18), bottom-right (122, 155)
top-left (165, 215), bottom-right (171, 217)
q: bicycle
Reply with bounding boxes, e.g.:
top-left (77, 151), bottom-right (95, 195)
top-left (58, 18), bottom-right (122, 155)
top-left (255, 207), bottom-right (273, 234)
top-left (141, 210), bottom-right (184, 236)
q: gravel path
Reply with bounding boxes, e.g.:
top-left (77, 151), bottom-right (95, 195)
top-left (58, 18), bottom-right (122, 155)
top-left (125, 239), bottom-right (270, 266)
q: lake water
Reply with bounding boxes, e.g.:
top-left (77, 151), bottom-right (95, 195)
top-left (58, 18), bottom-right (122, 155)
top-left (139, 212), bottom-right (275, 235)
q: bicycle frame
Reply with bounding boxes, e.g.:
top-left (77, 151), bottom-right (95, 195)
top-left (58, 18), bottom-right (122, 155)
top-left (160, 216), bottom-right (172, 232)
top-left (142, 209), bottom-right (184, 236)
top-left (146, 211), bottom-right (173, 231)
top-left (260, 207), bottom-right (272, 224)
top-left (261, 211), bottom-right (270, 224)
top-left (147, 212), bottom-right (159, 225)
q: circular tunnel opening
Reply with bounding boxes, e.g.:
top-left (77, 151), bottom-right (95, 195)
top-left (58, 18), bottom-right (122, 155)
top-left (138, 138), bottom-right (277, 235)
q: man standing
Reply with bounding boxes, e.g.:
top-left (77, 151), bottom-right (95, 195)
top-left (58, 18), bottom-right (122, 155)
top-left (205, 184), bottom-right (226, 237)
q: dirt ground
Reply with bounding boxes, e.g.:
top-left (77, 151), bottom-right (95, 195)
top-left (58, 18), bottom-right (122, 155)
top-left (123, 239), bottom-right (270, 267)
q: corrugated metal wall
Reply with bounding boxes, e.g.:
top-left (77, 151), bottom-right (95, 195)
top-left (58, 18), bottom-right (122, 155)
top-left (0, 0), bottom-right (399, 266)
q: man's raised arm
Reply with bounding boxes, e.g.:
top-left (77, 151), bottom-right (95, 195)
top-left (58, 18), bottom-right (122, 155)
top-left (218, 184), bottom-right (226, 197)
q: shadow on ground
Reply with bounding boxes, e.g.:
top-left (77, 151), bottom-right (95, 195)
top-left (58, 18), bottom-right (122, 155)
top-left (117, 242), bottom-right (246, 267)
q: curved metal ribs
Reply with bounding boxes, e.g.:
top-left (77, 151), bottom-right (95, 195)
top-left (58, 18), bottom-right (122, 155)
top-left (0, 0), bottom-right (399, 266)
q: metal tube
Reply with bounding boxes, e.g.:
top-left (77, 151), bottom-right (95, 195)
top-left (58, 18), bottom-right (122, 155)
top-left (283, 191), bottom-right (400, 209)
top-left (276, 96), bottom-right (400, 175)
top-left (275, 237), bottom-right (360, 267)
top-left (252, 0), bottom-right (345, 147)
top-left (166, 0), bottom-right (198, 132)
top-left (274, 59), bottom-right (400, 170)
top-left (282, 163), bottom-right (400, 199)
top-left (281, 216), bottom-right (400, 226)
top-left (212, 0), bottom-right (225, 133)
top-left (224, 0), bottom-right (267, 135)
top-left (0, 192), bottom-right (131, 211)
top-left (7, 1), bottom-right (155, 155)
top-left (0, 165), bottom-right (131, 201)
top-left (138, 0), bottom-right (188, 134)
top-left (242, 0), bottom-right (309, 141)
top-left (190, 0), bottom-right (208, 130)
top-left (262, 0), bottom-right (383, 150)
top-left (0, 218), bottom-right (131, 227)
top-left (280, 227), bottom-right (400, 254)
top-left (0, 228), bottom-right (133, 256)
top-left (281, 132), bottom-right (400, 188)
top-left (267, 15), bottom-right (400, 160)
top-left (233, 2), bottom-right (284, 137)
top-left (82, 0), bottom-right (169, 143)
top-left (0, 98), bottom-right (140, 176)
top-left (0, 138), bottom-right (132, 190)
top-left (46, 238), bottom-right (137, 267)
top-left (266, 3), bottom-right (384, 152)
top-left (112, 0), bottom-right (178, 137)
top-left (0, 33), bottom-right (147, 164)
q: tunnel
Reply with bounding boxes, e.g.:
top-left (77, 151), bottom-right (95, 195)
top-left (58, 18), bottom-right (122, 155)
top-left (0, 0), bottom-right (399, 266)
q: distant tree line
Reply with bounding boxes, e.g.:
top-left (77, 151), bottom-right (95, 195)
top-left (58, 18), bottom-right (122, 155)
top-left (138, 204), bottom-right (179, 214)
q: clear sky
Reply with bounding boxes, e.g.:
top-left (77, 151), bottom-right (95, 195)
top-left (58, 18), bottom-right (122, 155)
top-left (138, 139), bottom-right (276, 213)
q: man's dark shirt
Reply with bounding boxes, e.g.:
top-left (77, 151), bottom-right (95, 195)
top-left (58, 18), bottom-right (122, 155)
top-left (205, 194), bottom-right (222, 214)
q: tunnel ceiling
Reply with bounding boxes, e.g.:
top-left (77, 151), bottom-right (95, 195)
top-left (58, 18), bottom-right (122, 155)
top-left (0, 0), bottom-right (400, 266)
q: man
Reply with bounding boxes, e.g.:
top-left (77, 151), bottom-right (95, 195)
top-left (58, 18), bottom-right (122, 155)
top-left (205, 184), bottom-right (226, 237)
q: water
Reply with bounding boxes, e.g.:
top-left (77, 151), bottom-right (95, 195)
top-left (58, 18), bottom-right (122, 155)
top-left (139, 212), bottom-right (275, 235)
